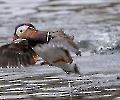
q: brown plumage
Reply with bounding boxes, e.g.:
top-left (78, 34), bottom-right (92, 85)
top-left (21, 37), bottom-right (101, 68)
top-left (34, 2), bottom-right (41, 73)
top-left (0, 39), bottom-right (39, 68)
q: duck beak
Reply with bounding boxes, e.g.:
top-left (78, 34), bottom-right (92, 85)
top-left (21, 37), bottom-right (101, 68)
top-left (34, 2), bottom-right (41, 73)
top-left (13, 34), bottom-right (19, 41)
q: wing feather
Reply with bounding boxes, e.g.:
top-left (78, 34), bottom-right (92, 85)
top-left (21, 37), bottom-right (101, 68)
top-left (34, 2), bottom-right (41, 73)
top-left (48, 30), bottom-right (81, 56)
top-left (0, 39), bottom-right (39, 68)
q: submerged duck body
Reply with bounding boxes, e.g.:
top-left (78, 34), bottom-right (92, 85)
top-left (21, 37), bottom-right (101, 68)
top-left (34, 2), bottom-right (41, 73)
top-left (0, 23), bottom-right (81, 74)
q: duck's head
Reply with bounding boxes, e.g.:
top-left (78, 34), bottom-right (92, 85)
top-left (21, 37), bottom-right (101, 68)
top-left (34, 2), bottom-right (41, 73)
top-left (13, 23), bottom-right (37, 41)
top-left (13, 23), bottom-right (52, 44)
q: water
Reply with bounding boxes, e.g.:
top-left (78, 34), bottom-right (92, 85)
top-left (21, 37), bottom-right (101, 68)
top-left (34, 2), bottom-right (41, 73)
top-left (0, 0), bottom-right (120, 100)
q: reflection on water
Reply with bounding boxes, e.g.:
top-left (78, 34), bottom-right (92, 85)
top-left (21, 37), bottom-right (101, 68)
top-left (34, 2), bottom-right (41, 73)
top-left (0, 0), bottom-right (120, 100)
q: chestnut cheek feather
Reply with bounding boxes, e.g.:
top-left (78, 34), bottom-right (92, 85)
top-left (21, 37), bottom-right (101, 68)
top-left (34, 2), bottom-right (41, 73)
top-left (24, 29), bottom-right (47, 43)
top-left (16, 28), bottom-right (48, 44)
top-left (23, 29), bottom-right (37, 39)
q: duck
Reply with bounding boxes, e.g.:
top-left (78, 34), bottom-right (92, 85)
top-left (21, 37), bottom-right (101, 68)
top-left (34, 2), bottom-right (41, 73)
top-left (0, 23), bottom-right (81, 74)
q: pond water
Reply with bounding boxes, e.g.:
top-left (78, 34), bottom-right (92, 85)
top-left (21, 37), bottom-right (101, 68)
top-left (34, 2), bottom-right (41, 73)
top-left (0, 0), bottom-right (120, 100)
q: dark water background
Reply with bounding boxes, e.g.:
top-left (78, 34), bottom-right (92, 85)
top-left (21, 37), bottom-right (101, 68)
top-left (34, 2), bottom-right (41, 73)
top-left (0, 0), bottom-right (120, 100)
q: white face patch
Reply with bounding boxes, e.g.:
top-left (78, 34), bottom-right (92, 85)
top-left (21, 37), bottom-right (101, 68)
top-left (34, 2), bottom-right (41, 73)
top-left (14, 38), bottom-right (27, 44)
top-left (16, 25), bottom-right (29, 36)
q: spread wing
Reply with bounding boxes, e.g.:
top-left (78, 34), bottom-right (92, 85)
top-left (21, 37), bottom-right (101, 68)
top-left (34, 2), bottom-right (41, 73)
top-left (0, 39), bottom-right (39, 68)
top-left (48, 30), bottom-right (81, 56)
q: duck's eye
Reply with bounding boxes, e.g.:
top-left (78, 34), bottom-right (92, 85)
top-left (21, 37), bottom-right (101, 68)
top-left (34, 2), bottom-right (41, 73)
top-left (16, 26), bottom-right (28, 34)
top-left (20, 30), bottom-right (23, 33)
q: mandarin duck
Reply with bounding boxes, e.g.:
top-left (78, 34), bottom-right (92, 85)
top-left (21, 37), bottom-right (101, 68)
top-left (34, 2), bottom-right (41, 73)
top-left (0, 23), bottom-right (81, 74)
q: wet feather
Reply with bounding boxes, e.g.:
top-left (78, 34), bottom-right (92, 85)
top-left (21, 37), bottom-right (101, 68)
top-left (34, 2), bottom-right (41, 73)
top-left (0, 39), bottom-right (38, 68)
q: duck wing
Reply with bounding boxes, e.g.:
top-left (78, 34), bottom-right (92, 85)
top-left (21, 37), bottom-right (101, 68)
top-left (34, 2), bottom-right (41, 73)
top-left (48, 30), bottom-right (81, 56)
top-left (0, 39), bottom-right (39, 68)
